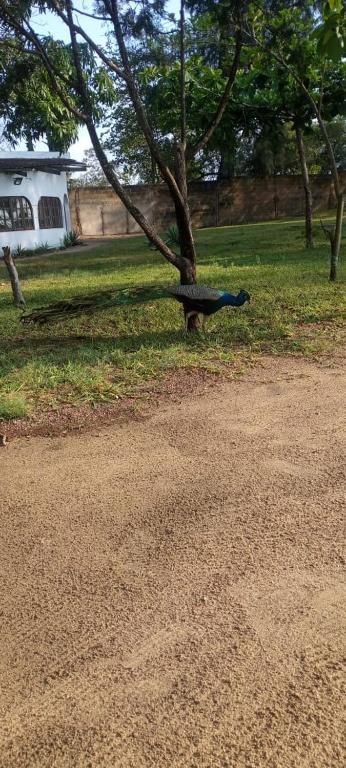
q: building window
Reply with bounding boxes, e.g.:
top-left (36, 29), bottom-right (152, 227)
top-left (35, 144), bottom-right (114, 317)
top-left (38, 197), bottom-right (63, 229)
top-left (0, 196), bottom-right (34, 231)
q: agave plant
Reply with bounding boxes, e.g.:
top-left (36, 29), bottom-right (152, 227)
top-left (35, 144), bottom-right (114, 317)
top-left (165, 224), bottom-right (180, 246)
top-left (146, 224), bottom-right (180, 251)
top-left (62, 230), bottom-right (83, 248)
top-left (13, 244), bottom-right (26, 258)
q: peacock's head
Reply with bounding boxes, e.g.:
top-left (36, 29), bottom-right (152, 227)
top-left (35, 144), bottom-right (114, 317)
top-left (238, 290), bottom-right (251, 303)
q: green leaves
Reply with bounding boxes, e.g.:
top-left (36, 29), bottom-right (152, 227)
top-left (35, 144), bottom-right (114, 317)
top-left (0, 36), bottom-right (78, 150)
top-left (315, 1), bottom-right (346, 61)
top-left (136, 57), bottom-right (227, 140)
top-left (324, 0), bottom-right (343, 12)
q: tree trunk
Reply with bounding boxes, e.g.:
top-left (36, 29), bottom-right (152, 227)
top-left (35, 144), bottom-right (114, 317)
top-left (174, 203), bottom-right (200, 331)
top-left (330, 193), bottom-right (344, 281)
top-left (150, 156), bottom-right (157, 184)
top-left (173, 143), bottom-right (199, 330)
top-left (2, 246), bottom-right (26, 307)
top-left (179, 255), bottom-right (200, 332)
top-left (217, 149), bottom-right (236, 181)
top-left (26, 134), bottom-right (34, 152)
top-left (217, 127), bottom-right (237, 181)
top-left (174, 198), bottom-right (197, 265)
top-left (295, 126), bottom-right (314, 248)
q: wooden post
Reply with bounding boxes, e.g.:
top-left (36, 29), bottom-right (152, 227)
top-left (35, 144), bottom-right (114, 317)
top-left (2, 246), bottom-right (26, 307)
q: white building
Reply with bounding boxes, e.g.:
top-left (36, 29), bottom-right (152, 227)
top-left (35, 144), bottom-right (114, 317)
top-left (0, 152), bottom-right (86, 251)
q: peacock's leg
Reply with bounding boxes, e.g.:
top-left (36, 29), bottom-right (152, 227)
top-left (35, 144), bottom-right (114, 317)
top-left (202, 314), bottom-right (207, 331)
top-left (185, 310), bottom-right (198, 332)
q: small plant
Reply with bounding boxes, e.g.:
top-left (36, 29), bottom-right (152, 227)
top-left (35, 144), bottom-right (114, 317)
top-left (146, 236), bottom-right (158, 251)
top-left (13, 244), bottom-right (27, 258)
top-left (146, 225), bottom-right (180, 252)
top-left (165, 225), bottom-right (180, 246)
top-left (0, 393), bottom-right (28, 420)
top-left (13, 242), bottom-right (51, 258)
top-left (62, 229), bottom-right (83, 248)
top-left (34, 242), bottom-right (50, 255)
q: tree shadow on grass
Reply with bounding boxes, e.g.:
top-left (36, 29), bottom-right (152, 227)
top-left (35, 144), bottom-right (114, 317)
top-left (1, 234), bottom-right (328, 288)
top-left (0, 245), bottom-right (160, 283)
top-left (0, 328), bottom-right (198, 379)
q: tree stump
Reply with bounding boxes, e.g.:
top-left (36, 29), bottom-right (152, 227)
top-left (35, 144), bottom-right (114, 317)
top-left (2, 246), bottom-right (26, 307)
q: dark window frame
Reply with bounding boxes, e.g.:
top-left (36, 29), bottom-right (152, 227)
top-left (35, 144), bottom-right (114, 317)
top-left (38, 196), bottom-right (63, 229)
top-left (0, 196), bottom-right (35, 232)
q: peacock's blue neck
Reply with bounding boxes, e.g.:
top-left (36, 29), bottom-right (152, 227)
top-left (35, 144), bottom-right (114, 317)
top-left (221, 291), bottom-right (243, 307)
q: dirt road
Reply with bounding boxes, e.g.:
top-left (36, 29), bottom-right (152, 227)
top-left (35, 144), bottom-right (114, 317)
top-left (1, 353), bottom-right (345, 768)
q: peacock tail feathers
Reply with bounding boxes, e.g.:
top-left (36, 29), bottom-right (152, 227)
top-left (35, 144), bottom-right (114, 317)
top-left (20, 285), bottom-right (168, 325)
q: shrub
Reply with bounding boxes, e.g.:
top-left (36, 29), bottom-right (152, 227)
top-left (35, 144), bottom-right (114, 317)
top-left (62, 229), bottom-right (83, 248)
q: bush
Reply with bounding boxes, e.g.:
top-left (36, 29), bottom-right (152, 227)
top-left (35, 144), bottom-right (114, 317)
top-left (62, 230), bottom-right (83, 248)
top-left (146, 224), bottom-right (180, 251)
top-left (0, 393), bottom-right (28, 420)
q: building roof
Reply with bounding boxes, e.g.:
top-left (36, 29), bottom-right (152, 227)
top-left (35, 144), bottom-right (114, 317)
top-left (0, 152), bottom-right (86, 175)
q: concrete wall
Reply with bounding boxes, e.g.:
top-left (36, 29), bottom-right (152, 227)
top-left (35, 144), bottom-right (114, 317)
top-left (69, 174), bottom-right (345, 238)
top-left (0, 170), bottom-right (69, 251)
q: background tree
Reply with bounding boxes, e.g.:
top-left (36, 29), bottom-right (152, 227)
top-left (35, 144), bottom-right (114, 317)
top-left (317, 0), bottom-right (345, 61)
top-left (100, 17), bottom-right (346, 188)
top-left (0, 39), bottom-right (81, 150)
top-left (249, 1), bottom-right (346, 278)
top-left (72, 147), bottom-right (109, 187)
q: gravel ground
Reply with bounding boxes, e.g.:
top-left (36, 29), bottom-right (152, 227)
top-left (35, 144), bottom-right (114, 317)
top-left (1, 351), bottom-right (345, 768)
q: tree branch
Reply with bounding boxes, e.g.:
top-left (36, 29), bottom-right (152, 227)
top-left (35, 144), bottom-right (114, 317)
top-left (0, 38), bottom-right (40, 58)
top-left (103, 0), bottom-right (187, 208)
top-left (24, 18), bottom-right (76, 89)
top-left (72, 5), bottom-right (111, 22)
top-left (246, 21), bottom-right (344, 197)
top-left (64, 0), bottom-right (92, 114)
top-left (188, 28), bottom-right (243, 159)
top-left (86, 120), bottom-right (184, 269)
top-left (50, 0), bottom-right (127, 80)
top-left (0, 5), bottom-right (73, 90)
top-left (65, 0), bottom-right (184, 268)
top-left (270, 51), bottom-right (342, 196)
top-left (0, 2), bottom-right (87, 120)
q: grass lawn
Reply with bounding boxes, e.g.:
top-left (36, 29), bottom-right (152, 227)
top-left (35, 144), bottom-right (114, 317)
top-left (0, 216), bottom-right (345, 421)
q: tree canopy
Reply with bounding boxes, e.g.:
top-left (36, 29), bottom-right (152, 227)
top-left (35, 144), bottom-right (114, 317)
top-left (0, 39), bottom-right (80, 150)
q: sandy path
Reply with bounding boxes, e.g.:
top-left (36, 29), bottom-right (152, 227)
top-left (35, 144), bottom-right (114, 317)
top-left (1, 353), bottom-right (345, 768)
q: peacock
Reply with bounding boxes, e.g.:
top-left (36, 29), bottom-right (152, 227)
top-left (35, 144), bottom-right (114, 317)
top-left (166, 285), bottom-right (250, 329)
top-left (20, 284), bottom-right (250, 329)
